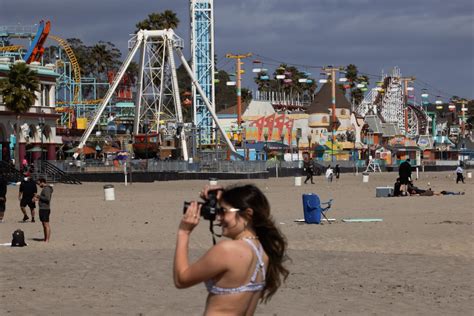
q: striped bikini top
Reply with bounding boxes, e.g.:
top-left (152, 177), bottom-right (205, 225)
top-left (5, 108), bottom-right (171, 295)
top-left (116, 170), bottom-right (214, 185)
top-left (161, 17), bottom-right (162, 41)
top-left (205, 238), bottom-right (266, 295)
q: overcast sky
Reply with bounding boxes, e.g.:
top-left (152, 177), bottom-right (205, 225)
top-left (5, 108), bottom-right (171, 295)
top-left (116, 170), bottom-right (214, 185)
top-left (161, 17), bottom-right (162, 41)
top-left (1, 0), bottom-right (473, 99)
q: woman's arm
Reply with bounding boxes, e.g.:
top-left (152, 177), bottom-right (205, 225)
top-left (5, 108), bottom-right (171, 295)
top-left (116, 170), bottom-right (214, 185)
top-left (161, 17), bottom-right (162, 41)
top-left (173, 200), bottom-right (229, 288)
top-left (174, 232), bottom-right (230, 288)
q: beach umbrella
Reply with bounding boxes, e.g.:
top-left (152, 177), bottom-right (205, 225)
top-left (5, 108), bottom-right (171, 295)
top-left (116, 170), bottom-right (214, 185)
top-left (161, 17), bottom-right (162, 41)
top-left (84, 146), bottom-right (96, 155)
top-left (103, 146), bottom-right (120, 154)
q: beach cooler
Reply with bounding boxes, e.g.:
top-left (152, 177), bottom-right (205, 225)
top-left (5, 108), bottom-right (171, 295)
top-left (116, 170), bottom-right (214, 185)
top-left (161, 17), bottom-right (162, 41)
top-left (376, 187), bottom-right (393, 197)
top-left (302, 193), bottom-right (322, 224)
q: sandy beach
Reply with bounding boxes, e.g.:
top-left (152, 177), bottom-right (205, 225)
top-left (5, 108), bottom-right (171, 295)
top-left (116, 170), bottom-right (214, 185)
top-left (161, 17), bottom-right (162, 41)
top-left (0, 171), bottom-right (472, 315)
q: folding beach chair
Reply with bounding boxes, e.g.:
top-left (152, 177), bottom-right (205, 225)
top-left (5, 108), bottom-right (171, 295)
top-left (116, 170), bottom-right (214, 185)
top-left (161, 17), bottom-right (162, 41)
top-left (302, 193), bottom-right (333, 224)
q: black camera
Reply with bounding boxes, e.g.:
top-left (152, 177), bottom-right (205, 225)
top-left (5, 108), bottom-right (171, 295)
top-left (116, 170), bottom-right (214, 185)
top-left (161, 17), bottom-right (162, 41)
top-left (183, 189), bottom-right (220, 221)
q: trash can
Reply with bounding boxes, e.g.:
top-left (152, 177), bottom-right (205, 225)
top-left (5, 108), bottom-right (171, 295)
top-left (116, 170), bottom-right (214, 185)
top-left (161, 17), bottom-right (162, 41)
top-left (302, 193), bottom-right (321, 224)
top-left (209, 178), bottom-right (218, 186)
top-left (104, 184), bottom-right (115, 201)
top-left (294, 176), bottom-right (302, 186)
top-left (467, 172), bottom-right (472, 179)
top-left (362, 172), bottom-right (369, 183)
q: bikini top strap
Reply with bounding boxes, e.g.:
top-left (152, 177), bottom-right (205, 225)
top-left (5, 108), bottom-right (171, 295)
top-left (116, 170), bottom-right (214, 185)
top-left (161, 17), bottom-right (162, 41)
top-left (243, 239), bottom-right (266, 282)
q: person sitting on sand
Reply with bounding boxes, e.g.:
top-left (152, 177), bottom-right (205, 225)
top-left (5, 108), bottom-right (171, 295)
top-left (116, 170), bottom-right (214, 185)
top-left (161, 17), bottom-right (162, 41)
top-left (174, 184), bottom-right (289, 315)
top-left (407, 184), bottom-right (464, 196)
top-left (393, 178), bottom-right (402, 197)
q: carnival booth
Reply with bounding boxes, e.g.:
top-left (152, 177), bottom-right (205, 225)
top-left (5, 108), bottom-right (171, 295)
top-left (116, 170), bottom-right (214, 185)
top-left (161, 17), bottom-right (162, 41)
top-left (374, 146), bottom-right (392, 166)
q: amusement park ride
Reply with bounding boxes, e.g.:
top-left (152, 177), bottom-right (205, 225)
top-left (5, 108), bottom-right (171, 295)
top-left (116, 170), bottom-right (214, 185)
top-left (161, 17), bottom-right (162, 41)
top-left (1, 0), bottom-right (231, 162)
top-left (1, 0), bottom-right (468, 166)
top-left (74, 28), bottom-right (237, 160)
top-left (355, 67), bottom-right (430, 137)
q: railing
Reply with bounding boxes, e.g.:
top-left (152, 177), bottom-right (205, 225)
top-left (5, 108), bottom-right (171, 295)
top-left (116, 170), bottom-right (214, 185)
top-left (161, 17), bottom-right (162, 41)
top-left (45, 159), bottom-right (373, 174)
top-left (0, 161), bottom-right (23, 182)
top-left (47, 159), bottom-right (270, 174)
top-left (32, 161), bottom-right (82, 184)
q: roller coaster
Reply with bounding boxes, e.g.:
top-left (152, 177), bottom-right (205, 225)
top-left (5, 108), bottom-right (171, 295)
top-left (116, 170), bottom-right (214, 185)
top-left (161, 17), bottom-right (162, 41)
top-left (356, 67), bottom-right (429, 137)
top-left (0, 21), bottom-right (109, 129)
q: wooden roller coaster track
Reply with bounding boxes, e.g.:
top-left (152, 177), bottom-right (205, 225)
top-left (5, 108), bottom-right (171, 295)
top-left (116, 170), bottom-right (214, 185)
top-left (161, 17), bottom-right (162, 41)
top-left (48, 35), bottom-right (81, 104)
top-left (0, 45), bottom-right (23, 52)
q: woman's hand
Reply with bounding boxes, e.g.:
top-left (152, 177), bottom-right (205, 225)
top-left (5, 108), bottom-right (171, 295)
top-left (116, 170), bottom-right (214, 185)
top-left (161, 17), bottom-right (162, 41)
top-left (179, 201), bottom-right (201, 234)
top-left (200, 185), bottom-right (224, 201)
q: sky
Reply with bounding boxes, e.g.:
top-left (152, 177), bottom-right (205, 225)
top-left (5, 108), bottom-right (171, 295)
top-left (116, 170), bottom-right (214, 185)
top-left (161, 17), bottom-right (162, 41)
top-left (1, 0), bottom-right (473, 100)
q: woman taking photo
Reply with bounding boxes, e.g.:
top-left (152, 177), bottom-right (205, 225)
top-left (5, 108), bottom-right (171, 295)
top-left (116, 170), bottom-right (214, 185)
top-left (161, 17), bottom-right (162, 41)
top-left (174, 184), bottom-right (289, 315)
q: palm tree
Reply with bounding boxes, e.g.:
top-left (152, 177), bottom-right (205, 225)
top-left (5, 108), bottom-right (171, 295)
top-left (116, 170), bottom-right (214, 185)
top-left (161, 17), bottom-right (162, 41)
top-left (0, 62), bottom-right (39, 168)
top-left (135, 10), bottom-right (180, 31)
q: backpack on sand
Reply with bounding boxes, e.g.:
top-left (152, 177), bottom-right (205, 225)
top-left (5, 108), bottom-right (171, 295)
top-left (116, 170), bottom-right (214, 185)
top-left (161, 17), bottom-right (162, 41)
top-left (11, 229), bottom-right (27, 247)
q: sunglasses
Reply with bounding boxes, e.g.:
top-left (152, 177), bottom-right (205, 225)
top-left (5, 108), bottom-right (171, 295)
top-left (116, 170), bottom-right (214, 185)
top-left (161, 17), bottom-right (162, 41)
top-left (216, 207), bottom-right (240, 215)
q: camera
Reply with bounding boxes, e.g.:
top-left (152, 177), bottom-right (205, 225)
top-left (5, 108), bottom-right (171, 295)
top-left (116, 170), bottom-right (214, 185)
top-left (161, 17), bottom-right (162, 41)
top-left (183, 189), bottom-right (220, 221)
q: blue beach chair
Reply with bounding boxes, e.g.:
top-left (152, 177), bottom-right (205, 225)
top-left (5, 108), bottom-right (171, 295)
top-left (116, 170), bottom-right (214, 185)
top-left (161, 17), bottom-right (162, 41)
top-left (302, 193), bottom-right (333, 224)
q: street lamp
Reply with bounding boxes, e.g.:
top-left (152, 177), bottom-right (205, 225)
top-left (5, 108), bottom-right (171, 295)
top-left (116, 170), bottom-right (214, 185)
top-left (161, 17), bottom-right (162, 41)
top-left (38, 117), bottom-right (45, 173)
top-left (144, 118), bottom-right (149, 170)
top-left (296, 128), bottom-right (302, 160)
top-left (280, 132), bottom-right (285, 160)
top-left (263, 132), bottom-right (269, 161)
top-left (307, 134), bottom-right (312, 157)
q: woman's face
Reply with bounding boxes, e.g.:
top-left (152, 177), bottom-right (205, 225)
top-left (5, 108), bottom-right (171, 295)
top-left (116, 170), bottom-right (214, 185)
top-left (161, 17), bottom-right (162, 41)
top-left (216, 200), bottom-right (246, 239)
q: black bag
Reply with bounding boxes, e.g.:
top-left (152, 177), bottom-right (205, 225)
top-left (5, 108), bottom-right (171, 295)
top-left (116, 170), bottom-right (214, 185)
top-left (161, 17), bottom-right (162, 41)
top-left (11, 229), bottom-right (27, 247)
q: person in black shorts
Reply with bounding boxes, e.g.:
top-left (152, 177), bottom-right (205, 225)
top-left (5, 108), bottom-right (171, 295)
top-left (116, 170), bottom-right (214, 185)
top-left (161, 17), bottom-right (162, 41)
top-left (19, 172), bottom-right (37, 222)
top-left (0, 171), bottom-right (7, 222)
top-left (398, 158), bottom-right (412, 195)
top-left (34, 178), bottom-right (54, 242)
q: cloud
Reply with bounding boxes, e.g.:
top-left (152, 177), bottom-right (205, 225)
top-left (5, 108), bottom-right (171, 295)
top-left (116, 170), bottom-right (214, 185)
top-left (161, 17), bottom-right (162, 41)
top-left (1, 0), bottom-right (472, 98)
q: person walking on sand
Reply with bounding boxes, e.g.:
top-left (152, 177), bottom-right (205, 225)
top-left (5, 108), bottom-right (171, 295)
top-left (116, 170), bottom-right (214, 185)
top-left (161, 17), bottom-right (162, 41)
top-left (456, 165), bottom-right (465, 184)
top-left (18, 172), bottom-right (37, 222)
top-left (34, 178), bottom-right (53, 242)
top-left (325, 165), bottom-right (334, 183)
top-left (303, 157), bottom-right (315, 184)
top-left (334, 164), bottom-right (341, 179)
top-left (0, 171), bottom-right (7, 223)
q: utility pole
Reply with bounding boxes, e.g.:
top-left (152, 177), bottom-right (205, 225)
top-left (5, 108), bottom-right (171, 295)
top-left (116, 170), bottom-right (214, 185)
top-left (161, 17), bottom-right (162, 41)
top-left (401, 76), bottom-right (416, 134)
top-left (322, 66), bottom-right (345, 162)
top-left (226, 53), bottom-right (252, 128)
top-left (456, 99), bottom-right (469, 137)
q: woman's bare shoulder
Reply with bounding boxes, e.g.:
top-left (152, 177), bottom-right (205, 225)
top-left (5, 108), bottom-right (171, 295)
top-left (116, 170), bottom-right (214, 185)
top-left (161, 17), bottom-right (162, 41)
top-left (214, 239), bottom-right (252, 253)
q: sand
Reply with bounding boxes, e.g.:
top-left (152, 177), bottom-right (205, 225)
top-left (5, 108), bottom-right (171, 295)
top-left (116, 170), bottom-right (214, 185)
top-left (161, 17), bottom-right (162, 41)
top-left (0, 171), bottom-right (472, 315)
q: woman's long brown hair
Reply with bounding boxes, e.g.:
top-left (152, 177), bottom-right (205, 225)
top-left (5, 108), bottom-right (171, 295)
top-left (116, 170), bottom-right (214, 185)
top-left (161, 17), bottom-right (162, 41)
top-left (221, 184), bottom-right (289, 303)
